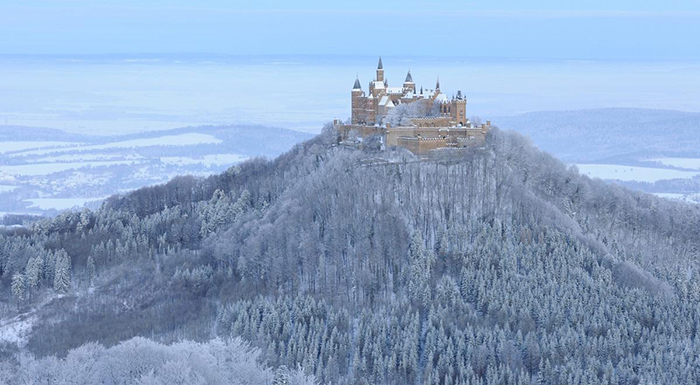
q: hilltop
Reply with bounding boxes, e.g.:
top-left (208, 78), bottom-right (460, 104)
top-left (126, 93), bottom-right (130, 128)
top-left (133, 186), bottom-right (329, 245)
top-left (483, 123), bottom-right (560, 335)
top-left (1, 125), bottom-right (699, 384)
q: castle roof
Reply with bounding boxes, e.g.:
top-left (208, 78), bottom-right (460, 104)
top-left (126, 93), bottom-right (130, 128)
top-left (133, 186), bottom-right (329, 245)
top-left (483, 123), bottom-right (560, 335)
top-left (377, 57), bottom-right (383, 70)
top-left (435, 93), bottom-right (449, 103)
top-left (404, 71), bottom-right (413, 83)
top-left (353, 77), bottom-right (362, 90)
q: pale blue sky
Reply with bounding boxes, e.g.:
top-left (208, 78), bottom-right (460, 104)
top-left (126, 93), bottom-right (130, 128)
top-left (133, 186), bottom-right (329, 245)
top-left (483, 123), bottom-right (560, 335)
top-left (1, 1), bottom-right (699, 59)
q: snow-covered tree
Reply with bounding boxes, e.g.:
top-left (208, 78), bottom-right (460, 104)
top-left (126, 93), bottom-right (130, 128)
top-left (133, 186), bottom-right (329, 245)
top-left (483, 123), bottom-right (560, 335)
top-left (25, 256), bottom-right (42, 290)
top-left (11, 272), bottom-right (25, 301)
top-left (408, 232), bottom-right (434, 308)
top-left (53, 250), bottom-right (72, 293)
top-left (86, 255), bottom-right (96, 286)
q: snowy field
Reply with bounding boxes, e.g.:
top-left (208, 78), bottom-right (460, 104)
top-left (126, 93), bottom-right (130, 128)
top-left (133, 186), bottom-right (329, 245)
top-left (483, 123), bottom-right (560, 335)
top-left (0, 160), bottom-right (141, 176)
top-left (575, 164), bottom-right (700, 183)
top-left (0, 133), bottom-right (235, 213)
top-left (9, 133), bottom-right (221, 157)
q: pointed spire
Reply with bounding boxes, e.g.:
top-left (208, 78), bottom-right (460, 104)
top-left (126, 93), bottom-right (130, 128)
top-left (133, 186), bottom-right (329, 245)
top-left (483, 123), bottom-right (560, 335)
top-left (420, 86), bottom-right (423, 95)
top-left (353, 75), bottom-right (361, 90)
top-left (405, 70), bottom-right (413, 83)
top-left (436, 76), bottom-right (440, 90)
top-left (377, 56), bottom-right (383, 70)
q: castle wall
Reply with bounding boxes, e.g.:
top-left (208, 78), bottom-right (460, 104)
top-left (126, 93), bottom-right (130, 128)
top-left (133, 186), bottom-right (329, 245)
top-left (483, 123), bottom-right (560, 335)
top-left (396, 137), bottom-right (448, 155)
top-left (336, 121), bottom-right (489, 155)
top-left (337, 123), bottom-right (385, 142)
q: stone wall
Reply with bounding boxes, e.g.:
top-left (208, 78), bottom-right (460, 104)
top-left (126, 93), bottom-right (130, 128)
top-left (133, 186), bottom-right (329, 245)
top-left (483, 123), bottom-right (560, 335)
top-left (335, 121), bottom-right (490, 155)
top-left (396, 137), bottom-right (448, 155)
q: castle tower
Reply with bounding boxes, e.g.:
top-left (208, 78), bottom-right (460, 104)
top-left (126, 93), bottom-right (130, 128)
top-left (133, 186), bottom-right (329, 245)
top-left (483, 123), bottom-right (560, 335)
top-left (435, 76), bottom-right (440, 91)
top-left (376, 57), bottom-right (384, 82)
top-left (403, 70), bottom-right (415, 93)
top-left (351, 76), bottom-right (364, 124)
top-left (452, 90), bottom-right (467, 125)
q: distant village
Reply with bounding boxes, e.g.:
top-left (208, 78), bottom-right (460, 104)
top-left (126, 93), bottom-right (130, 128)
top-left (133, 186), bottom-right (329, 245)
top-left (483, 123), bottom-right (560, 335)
top-left (335, 57), bottom-right (491, 155)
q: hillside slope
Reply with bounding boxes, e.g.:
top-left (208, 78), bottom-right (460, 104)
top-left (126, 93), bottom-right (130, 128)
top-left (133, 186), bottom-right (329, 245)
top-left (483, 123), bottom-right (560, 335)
top-left (1, 126), bottom-right (699, 384)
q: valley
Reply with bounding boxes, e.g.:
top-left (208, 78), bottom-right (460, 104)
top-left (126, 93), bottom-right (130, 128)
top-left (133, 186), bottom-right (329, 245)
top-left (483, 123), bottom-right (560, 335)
top-left (0, 125), bottom-right (311, 216)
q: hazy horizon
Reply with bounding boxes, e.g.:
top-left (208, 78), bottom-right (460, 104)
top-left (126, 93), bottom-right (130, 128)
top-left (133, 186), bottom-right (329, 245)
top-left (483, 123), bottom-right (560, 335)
top-left (2, 54), bottom-right (700, 135)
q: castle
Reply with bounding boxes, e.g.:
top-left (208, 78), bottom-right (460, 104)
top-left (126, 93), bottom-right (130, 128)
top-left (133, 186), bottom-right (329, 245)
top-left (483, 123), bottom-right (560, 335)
top-left (335, 57), bottom-right (491, 155)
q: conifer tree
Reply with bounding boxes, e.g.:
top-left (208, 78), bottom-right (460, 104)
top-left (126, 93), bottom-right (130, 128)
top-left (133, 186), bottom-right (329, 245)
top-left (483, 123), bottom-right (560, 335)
top-left (408, 232), bottom-right (433, 308)
top-left (86, 255), bottom-right (96, 286)
top-left (11, 272), bottom-right (25, 301)
top-left (25, 256), bottom-right (42, 290)
top-left (53, 250), bottom-right (72, 293)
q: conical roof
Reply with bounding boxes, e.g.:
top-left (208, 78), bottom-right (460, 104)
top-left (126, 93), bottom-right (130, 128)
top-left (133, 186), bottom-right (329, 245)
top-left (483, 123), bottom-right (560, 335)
top-left (377, 57), bottom-right (383, 70)
top-left (405, 70), bottom-right (413, 83)
top-left (353, 77), bottom-right (362, 90)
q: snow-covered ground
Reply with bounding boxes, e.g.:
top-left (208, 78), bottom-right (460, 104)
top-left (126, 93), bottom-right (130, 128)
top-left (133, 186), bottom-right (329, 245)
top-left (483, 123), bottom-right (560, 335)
top-left (10, 133), bottom-right (222, 157)
top-left (36, 153), bottom-right (145, 162)
top-left (650, 158), bottom-right (700, 170)
top-left (576, 164), bottom-right (700, 183)
top-left (0, 160), bottom-right (142, 176)
top-left (0, 314), bottom-right (36, 347)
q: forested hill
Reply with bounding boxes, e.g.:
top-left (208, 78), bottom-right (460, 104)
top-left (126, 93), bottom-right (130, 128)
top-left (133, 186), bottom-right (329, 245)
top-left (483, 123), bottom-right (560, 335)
top-left (2, 125), bottom-right (700, 384)
top-left (494, 108), bottom-right (700, 162)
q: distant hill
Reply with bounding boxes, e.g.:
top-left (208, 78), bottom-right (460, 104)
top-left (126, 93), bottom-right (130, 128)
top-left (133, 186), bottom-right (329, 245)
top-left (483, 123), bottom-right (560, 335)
top-left (1, 127), bottom-right (699, 384)
top-left (494, 108), bottom-right (700, 162)
top-left (0, 125), bottom-right (92, 143)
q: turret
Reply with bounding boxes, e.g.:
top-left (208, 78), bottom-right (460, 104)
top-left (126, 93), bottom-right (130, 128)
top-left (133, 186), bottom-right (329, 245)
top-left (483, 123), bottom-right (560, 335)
top-left (435, 76), bottom-right (440, 91)
top-left (351, 76), bottom-right (365, 124)
top-left (352, 76), bottom-right (362, 92)
top-left (376, 57), bottom-right (384, 82)
top-left (403, 70), bottom-right (415, 93)
top-left (451, 89), bottom-right (467, 125)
